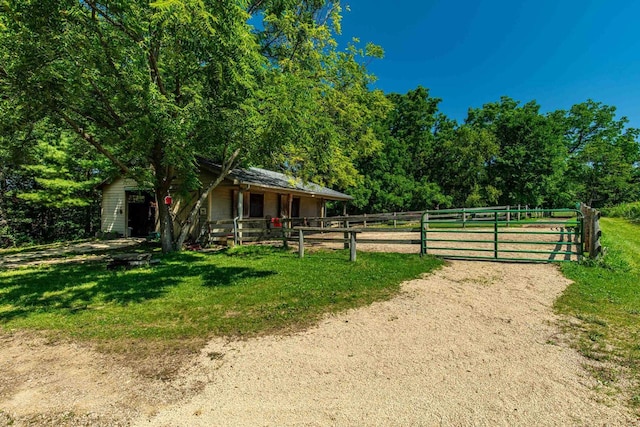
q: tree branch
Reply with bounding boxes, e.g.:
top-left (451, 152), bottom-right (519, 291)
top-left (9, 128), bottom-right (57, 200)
top-left (87, 78), bottom-right (126, 127)
top-left (148, 36), bottom-right (167, 96)
top-left (85, 1), bottom-right (143, 43)
top-left (247, 0), bottom-right (266, 15)
top-left (175, 147), bottom-right (241, 248)
top-left (60, 113), bottom-right (130, 175)
top-left (90, 13), bottom-right (134, 98)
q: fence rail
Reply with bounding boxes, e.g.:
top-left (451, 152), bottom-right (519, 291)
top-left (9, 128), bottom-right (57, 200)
top-left (199, 205), bottom-right (545, 246)
top-left (199, 206), bottom-right (593, 263)
top-left (421, 208), bottom-right (583, 262)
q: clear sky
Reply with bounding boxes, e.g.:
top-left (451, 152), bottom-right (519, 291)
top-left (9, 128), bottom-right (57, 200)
top-left (337, 0), bottom-right (640, 128)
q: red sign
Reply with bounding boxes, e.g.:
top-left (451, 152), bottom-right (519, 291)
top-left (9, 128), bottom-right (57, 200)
top-left (164, 195), bottom-right (173, 205)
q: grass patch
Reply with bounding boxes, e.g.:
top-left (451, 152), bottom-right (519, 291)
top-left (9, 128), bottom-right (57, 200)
top-left (0, 246), bottom-right (441, 345)
top-left (556, 217), bottom-right (640, 411)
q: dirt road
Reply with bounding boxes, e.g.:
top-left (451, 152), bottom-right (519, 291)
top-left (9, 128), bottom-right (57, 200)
top-left (1, 260), bottom-right (636, 426)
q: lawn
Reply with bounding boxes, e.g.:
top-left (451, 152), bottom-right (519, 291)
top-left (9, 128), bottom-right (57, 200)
top-left (556, 217), bottom-right (640, 410)
top-left (0, 246), bottom-right (442, 346)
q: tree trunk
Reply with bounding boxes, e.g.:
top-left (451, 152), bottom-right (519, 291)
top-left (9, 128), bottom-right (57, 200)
top-left (175, 174), bottom-right (226, 249)
top-left (152, 154), bottom-right (175, 253)
top-left (157, 186), bottom-right (175, 253)
top-left (174, 149), bottom-right (240, 250)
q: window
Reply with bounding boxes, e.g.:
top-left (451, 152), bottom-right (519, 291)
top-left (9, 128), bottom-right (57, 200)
top-left (249, 193), bottom-right (264, 217)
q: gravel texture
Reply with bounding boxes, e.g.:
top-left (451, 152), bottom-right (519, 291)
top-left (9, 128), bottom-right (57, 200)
top-left (1, 237), bottom-right (637, 426)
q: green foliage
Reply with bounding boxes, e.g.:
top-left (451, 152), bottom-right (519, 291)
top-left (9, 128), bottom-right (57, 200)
top-left (1, 0), bottom-right (388, 250)
top-left (602, 202), bottom-right (640, 222)
top-left (556, 218), bottom-right (640, 411)
top-left (351, 87), bottom-right (451, 212)
top-left (0, 247), bottom-right (442, 341)
top-left (466, 97), bottom-right (568, 207)
top-left (562, 101), bottom-right (640, 208)
top-left (350, 90), bottom-right (639, 215)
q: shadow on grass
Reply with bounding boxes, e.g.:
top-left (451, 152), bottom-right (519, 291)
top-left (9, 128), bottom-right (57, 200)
top-left (0, 251), bottom-right (276, 323)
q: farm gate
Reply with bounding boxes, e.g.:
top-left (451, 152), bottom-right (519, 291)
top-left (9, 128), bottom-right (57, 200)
top-left (420, 208), bottom-right (583, 262)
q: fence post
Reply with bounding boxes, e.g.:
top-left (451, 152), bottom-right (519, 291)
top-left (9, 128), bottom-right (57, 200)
top-left (592, 212), bottom-right (602, 257)
top-left (350, 231), bottom-right (357, 262)
top-left (282, 220), bottom-right (289, 249)
top-left (462, 208), bottom-right (466, 229)
top-left (581, 203), bottom-right (591, 257)
top-left (345, 217), bottom-right (350, 251)
top-left (233, 217), bottom-right (239, 246)
top-left (580, 203), bottom-right (602, 258)
top-left (393, 212), bottom-right (397, 228)
top-left (506, 205), bottom-right (510, 227)
top-left (363, 213), bottom-right (367, 228)
top-left (423, 213), bottom-right (429, 255)
top-left (494, 212), bottom-right (499, 259)
top-left (298, 229), bottom-right (304, 258)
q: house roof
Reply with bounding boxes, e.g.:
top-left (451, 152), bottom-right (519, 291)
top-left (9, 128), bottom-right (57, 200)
top-left (198, 158), bottom-right (352, 201)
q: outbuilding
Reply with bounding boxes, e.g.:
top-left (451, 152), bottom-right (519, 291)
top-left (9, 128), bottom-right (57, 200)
top-left (99, 159), bottom-right (352, 238)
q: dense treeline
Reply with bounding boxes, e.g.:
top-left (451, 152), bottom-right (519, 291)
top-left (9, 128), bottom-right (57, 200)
top-left (3, 87), bottom-right (637, 246)
top-left (1, 1), bottom-right (638, 247)
top-left (347, 88), bottom-right (640, 214)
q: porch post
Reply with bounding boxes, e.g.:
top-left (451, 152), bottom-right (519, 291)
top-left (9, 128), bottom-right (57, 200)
top-left (288, 193), bottom-right (293, 217)
top-left (237, 189), bottom-right (243, 244)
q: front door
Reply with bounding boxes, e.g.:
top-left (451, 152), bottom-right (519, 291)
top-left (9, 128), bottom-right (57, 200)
top-left (126, 192), bottom-right (155, 237)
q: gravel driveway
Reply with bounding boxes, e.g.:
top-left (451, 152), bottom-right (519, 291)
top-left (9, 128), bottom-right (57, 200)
top-left (1, 239), bottom-right (637, 426)
top-left (133, 261), bottom-right (634, 426)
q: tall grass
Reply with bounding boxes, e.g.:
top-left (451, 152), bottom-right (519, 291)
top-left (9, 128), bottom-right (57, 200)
top-left (601, 201), bottom-right (640, 222)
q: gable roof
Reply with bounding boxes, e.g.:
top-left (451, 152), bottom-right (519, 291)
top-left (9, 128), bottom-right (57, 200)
top-left (198, 158), bottom-right (352, 201)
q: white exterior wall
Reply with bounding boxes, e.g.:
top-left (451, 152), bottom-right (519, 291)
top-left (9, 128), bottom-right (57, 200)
top-left (100, 178), bottom-right (144, 236)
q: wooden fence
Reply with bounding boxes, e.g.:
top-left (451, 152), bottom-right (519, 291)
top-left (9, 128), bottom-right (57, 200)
top-left (198, 205), bottom-right (555, 259)
top-left (580, 203), bottom-right (602, 258)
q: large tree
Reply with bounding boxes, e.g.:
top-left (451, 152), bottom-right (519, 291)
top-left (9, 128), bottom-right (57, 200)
top-left (0, 0), bottom-right (387, 251)
top-left (561, 100), bottom-right (640, 207)
top-left (466, 97), bottom-right (567, 207)
top-left (351, 86), bottom-right (449, 212)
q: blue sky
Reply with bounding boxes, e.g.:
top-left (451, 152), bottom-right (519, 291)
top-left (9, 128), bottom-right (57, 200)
top-left (336, 0), bottom-right (640, 128)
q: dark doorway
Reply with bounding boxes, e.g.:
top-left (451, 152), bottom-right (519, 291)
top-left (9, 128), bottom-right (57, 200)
top-left (126, 191), bottom-right (156, 237)
top-left (291, 197), bottom-right (301, 218)
top-left (249, 193), bottom-right (264, 217)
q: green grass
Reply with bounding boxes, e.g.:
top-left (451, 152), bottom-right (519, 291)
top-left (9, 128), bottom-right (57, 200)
top-left (0, 246), bottom-right (441, 344)
top-left (556, 217), bottom-right (640, 411)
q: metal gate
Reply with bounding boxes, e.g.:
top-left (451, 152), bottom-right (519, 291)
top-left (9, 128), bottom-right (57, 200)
top-left (420, 208), bottom-right (583, 262)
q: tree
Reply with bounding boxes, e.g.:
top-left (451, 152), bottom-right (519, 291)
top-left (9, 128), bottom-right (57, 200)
top-left (1, 0), bottom-right (386, 251)
top-left (352, 86), bottom-right (449, 212)
top-left (466, 97), bottom-right (567, 207)
top-left (561, 100), bottom-right (640, 207)
top-left (431, 121), bottom-right (500, 207)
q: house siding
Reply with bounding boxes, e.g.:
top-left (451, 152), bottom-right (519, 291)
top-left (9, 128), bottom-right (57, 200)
top-left (209, 184), bottom-right (234, 221)
top-left (300, 196), bottom-right (321, 218)
top-left (263, 192), bottom-right (279, 218)
top-left (101, 178), bottom-right (147, 236)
